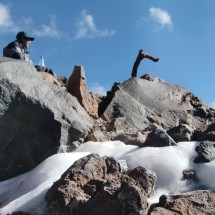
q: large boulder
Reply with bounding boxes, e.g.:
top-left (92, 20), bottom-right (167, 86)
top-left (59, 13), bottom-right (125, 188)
top-left (0, 58), bottom-right (94, 181)
top-left (101, 77), bottom-right (215, 132)
top-left (194, 141), bottom-right (215, 163)
top-left (45, 153), bottom-right (148, 215)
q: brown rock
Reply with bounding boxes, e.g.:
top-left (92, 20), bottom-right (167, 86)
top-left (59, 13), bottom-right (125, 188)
top-left (85, 118), bottom-right (109, 142)
top-left (148, 190), bottom-right (215, 215)
top-left (46, 154), bottom-right (148, 215)
top-left (38, 72), bottom-right (61, 86)
top-left (68, 65), bottom-right (99, 119)
top-left (114, 132), bottom-right (147, 147)
top-left (128, 166), bottom-right (157, 196)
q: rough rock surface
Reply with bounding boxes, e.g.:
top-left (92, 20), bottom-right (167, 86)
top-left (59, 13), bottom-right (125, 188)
top-left (0, 58), bottom-right (94, 181)
top-left (144, 128), bottom-right (177, 147)
top-left (194, 141), bottom-right (215, 163)
top-left (68, 65), bottom-right (99, 119)
top-left (148, 190), bottom-right (215, 215)
top-left (2, 57), bottom-right (215, 215)
top-left (101, 78), bottom-right (215, 132)
top-left (56, 75), bottom-right (69, 89)
top-left (167, 123), bottom-right (194, 142)
top-left (128, 166), bottom-right (157, 196)
top-left (195, 122), bottom-right (215, 141)
top-left (46, 153), bottom-right (149, 215)
top-left (38, 71), bottom-right (61, 86)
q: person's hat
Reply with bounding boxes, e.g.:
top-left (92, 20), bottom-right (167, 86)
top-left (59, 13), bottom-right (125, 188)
top-left (16, 31), bottom-right (34, 41)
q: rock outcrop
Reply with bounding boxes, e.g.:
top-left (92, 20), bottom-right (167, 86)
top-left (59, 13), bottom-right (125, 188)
top-left (68, 65), bottom-right (99, 119)
top-left (1, 56), bottom-right (215, 215)
top-left (46, 154), bottom-right (151, 215)
top-left (0, 58), bottom-right (94, 181)
top-left (100, 77), bottom-right (214, 132)
top-left (85, 76), bottom-right (215, 146)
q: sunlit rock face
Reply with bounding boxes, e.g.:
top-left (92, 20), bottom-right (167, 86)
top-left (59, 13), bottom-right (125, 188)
top-left (101, 77), bottom-right (215, 131)
top-left (0, 58), bottom-right (94, 181)
top-left (45, 153), bottom-right (149, 215)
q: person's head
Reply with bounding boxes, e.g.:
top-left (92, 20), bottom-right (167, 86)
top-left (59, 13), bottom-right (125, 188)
top-left (16, 31), bottom-right (34, 48)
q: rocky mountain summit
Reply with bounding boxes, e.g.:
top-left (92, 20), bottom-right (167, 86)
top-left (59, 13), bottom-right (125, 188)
top-left (1, 57), bottom-right (215, 214)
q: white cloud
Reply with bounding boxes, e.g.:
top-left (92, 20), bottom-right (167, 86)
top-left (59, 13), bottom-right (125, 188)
top-left (0, 3), bottom-right (19, 32)
top-left (75, 10), bottom-right (115, 39)
top-left (0, 3), bottom-right (60, 39)
top-left (89, 83), bottom-right (108, 95)
top-left (149, 7), bottom-right (173, 31)
top-left (209, 101), bottom-right (215, 109)
top-left (33, 15), bottom-right (60, 38)
top-left (21, 17), bottom-right (33, 26)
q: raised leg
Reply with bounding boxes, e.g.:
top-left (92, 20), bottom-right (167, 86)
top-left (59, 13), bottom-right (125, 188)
top-left (131, 49), bottom-right (159, 77)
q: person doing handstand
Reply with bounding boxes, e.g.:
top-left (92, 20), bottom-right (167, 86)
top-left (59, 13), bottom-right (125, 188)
top-left (131, 49), bottom-right (159, 77)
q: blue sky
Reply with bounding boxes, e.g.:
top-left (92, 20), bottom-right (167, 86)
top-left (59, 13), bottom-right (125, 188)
top-left (0, 1), bottom-right (215, 107)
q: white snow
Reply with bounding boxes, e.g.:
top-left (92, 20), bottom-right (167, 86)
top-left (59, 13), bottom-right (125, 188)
top-left (1, 140), bottom-right (215, 215)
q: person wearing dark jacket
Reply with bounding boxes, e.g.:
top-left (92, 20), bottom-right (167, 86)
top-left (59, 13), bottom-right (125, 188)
top-left (3, 31), bottom-right (55, 76)
top-left (131, 49), bottom-right (159, 78)
top-left (3, 31), bottom-right (34, 64)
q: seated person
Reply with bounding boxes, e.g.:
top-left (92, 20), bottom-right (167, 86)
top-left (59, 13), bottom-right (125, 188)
top-left (3, 31), bottom-right (34, 64)
top-left (3, 31), bottom-right (55, 76)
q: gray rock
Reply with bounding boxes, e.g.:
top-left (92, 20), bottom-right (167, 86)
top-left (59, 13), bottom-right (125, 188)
top-left (128, 166), bottom-right (157, 196)
top-left (194, 141), bottom-right (215, 163)
top-left (101, 77), bottom-right (215, 132)
top-left (195, 122), bottom-right (215, 141)
top-left (144, 128), bottom-right (177, 147)
top-left (102, 88), bottom-right (150, 130)
top-left (0, 58), bottom-right (94, 181)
